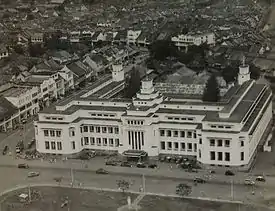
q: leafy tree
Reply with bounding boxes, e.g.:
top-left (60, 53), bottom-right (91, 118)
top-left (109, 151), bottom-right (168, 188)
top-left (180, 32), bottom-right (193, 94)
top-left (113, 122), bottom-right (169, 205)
top-left (149, 40), bottom-right (178, 61)
top-left (221, 66), bottom-right (238, 84)
top-left (28, 44), bottom-right (45, 57)
top-left (202, 74), bottom-right (220, 102)
top-left (14, 45), bottom-right (24, 54)
top-left (176, 183), bottom-right (192, 196)
top-left (117, 179), bottom-right (130, 193)
top-left (249, 63), bottom-right (260, 80)
top-left (125, 68), bottom-right (141, 98)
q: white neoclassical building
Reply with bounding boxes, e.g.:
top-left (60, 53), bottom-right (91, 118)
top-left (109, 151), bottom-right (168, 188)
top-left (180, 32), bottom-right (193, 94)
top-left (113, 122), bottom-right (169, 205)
top-left (34, 62), bottom-right (272, 169)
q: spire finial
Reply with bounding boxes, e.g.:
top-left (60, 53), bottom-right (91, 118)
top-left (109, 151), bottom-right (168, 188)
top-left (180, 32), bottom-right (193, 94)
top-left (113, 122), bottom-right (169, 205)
top-left (242, 55), bottom-right (246, 66)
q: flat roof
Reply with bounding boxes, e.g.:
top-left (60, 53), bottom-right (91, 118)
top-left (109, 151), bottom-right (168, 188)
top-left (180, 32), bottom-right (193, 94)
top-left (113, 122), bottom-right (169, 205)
top-left (42, 105), bottom-right (127, 115)
top-left (91, 81), bottom-right (124, 97)
top-left (204, 83), bottom-right (267, 123)
top-left (57, 75), bottom-right (112, 106)
top-left (1, 87), bottom-right (32, 98)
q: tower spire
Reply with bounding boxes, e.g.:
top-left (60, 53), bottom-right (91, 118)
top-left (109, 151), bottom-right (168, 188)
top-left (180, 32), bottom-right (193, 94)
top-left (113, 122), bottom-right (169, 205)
top-left (242, 55), bottom-right (246, 66)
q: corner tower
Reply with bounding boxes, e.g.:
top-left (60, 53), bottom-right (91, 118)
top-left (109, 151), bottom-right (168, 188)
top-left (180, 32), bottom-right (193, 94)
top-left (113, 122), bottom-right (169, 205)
top-left (238, 56), bottom-right (250, 85)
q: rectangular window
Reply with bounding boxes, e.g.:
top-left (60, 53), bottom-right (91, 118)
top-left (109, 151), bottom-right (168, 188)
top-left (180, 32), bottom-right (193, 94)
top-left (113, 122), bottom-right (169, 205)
top-left (80, 127), bottom-right (83, 133)
top-left (241, 152), bottom-right (244, 161)
top-left (160, 141), bottom-right (165, 150)
top-left (194, 143), bottom-right (197, 152)
top-left (45, 141), bottom-right (50, 149)
top-left (84, 137), bottom-right (89, 145)
top-left (218, 139), bottom-right (223, 147)
top-left (96, 127), bottom-right (101, 133)
top-left (225, 152), bottom-right (230, 161)
top-left (167, 130), bottom-right (171, 137)
top-left (56, 131), bottom-right (61, 137)
top-left (173, 131), bottom-right (178, 137)
top-left (174, 142), bottom-right (179, 150)
top-left (102, 127), bottom-right (107, 133)
top-left (210, 151), bottom-right (215, 160)
top-left (57, 142), bottom-right (62, 150)
top-left (187, 131), bottom-right (192, 138)
top-left (199, 138), bottom-right (202, 144)
top-left (225, 140), bottom-right (230, 147)
top-left (115, 139), bottom-right (119, 147)
top-left (83, 126), bottom-right (88, 132)
top-left (103, 138), bottom-right (108, 146)
top-left (81, 138), bottom-right (83, 146)
top-left (108, 127), bottom-right (113, 133)
top-left (218, 152), bottom-right (223, 161)
top-left (210, 139), bottom-right (215, 146)
top-left (90, 137), bottom-right (95, 145)
top-left (50, 130), bottom-right (55, 137)
top-left (89, 126), bottom-right (94, 132)
top-left (180, 131), bottom-right (185, 137)
top-left (51, 141), bottom-right (56, 150)
top-left (188, 143), bottom-right (192, 151)
top-left (115, 127), bottom-right (119, 134)
top-left (240, 141), bottom-right (244, 147)
top-left (109, 138), bottom-right (114, 146)
top-left (160, 130), bottom-right (165, 136)
top-left (71, 141), bottom-right (75, 150)
top-left (96, 138), bottom-right (101, 146)
top-left (167, 142), bottom-right (172, 150)
top-left (193, 133), bottom-right (197, 139)
top-left (44, 130), bottom-right (49, 137)
top-left (181, 143), bottom-right (185, 151)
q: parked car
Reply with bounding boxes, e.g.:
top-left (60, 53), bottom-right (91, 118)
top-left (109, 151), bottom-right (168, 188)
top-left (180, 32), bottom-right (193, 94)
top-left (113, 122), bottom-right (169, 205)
top-left (256, 176), bottom-right (266, 182)
top-left (120, 162), bottom-right (133, 167)
top-left (28, 172), bottom-right (40, 178)
top-left (148, 163), bottom-right (158, 169)
top-left (136, 162), bottom-right (146, 168)
top-left (96, 168), bottom-right (109, 174)
top-left (244, 179), bottom-right (255, 186)
top-left (105, 160), bottom-right (117, 166)
top-left (16, 140), bottom-right (24, 153)
top-left (21, 119), bottom-right (27, 124)
top-left (159, 157), bottom-right (165, 162)
top-left (209, 170), bottom-right (216, 174)
top-left (225, 170), bottom-right (235, 176)
top-left (2, 146), bottom-right (8, 155)
top-left (194, 177), bottom-right (206, 184)
top-left (18, 164), bottom-right (29, 169)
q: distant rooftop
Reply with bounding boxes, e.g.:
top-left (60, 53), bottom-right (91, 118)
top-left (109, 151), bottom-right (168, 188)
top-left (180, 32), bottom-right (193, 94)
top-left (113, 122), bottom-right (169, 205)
top-left (1, 87), bottom-right (32, 98)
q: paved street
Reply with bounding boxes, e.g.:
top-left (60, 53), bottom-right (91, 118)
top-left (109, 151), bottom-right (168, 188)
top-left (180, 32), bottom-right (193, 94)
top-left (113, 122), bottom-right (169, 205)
top-left (0, 165), bottom-right (274, 206)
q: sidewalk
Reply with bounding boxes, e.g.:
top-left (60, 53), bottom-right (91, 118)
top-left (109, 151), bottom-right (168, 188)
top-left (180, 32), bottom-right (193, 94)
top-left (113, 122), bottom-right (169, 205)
top-left (1, 155), bottom-right (275, 188)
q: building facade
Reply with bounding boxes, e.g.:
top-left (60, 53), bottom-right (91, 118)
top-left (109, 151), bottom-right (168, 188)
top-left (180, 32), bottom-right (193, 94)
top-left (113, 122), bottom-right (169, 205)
top-left (34, 65), bottom-right (272, 168)
top-left (171, 32), bottom-right (215, 49)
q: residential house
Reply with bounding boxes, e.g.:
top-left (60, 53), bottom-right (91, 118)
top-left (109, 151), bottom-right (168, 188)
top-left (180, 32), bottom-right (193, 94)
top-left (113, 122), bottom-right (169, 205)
top-left (83, 54), bottom-right (106, 75)
top-left (127, 30), bottom-right (141, 45)
top-left (51, 50), bottom-right (76, 65)
top-left (171, 32), bottom-right (215, 49)
top-left (0, 85), bottom-right (40, 131)
top-left (113, 31), bottom-right (127, 44)
top-left (0, 44), bottom-right (9, 59)
top-left (70, 31), bottom-right (81, 43)
top-left (66, 61), bottom-right (92, 87)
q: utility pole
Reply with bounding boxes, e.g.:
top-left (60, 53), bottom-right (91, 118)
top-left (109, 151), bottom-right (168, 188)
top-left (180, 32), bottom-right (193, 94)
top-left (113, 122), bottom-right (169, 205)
top-left (70, 168), bottom-right (74, 187)
top-left (142, 174), bottom-right (146, 193)
top-left (28, 185), bottom-right (31, 202)
top-left (231, 179), bottom-right (234, 201)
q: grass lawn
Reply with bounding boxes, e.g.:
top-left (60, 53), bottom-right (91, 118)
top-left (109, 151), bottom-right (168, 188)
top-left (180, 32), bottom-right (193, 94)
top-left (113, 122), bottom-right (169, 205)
top-left (139, 195), bottom-right (271, 211)
top-left (0, 186), bottom-right (272, 211)
top-left (1, 186), bottom-right (136, 211)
